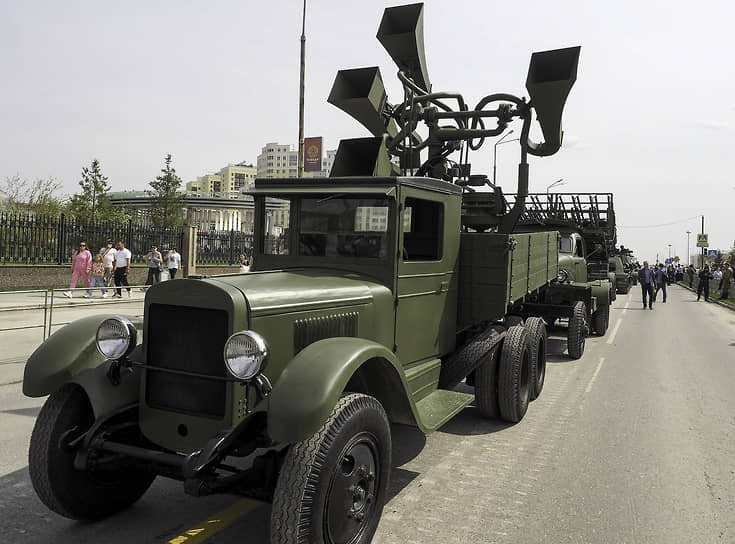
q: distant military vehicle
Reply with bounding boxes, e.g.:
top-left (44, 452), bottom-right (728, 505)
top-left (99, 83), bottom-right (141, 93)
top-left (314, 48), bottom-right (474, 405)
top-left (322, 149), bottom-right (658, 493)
top-left (609, 255), bottom-right (631, 293)
top-left (503, 192), bottom-right (616, 351)
top-left (23, 4), bottom-right (581, 542)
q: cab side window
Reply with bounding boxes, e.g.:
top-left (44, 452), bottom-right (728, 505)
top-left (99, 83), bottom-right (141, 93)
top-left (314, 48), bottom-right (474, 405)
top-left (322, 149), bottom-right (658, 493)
top-left (403, 197), bottom-right (443, 261)
top-left (575, 239), bottom-right (584, 258)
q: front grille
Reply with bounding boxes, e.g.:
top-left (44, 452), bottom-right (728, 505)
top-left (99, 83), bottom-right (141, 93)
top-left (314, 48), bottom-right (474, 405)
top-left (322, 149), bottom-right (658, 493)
top-left (146, 304), bottom-right (229, 419)
top-left (294, 312), bottom-right (358, 353)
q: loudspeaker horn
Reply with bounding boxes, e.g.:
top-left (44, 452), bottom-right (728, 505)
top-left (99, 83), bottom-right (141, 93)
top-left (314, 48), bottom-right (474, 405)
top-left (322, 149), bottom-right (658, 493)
top-left (377, 3), bottom-right (431, 93)
top-left (330, 136), bottom-right (400, 177)
top-left (328, 67), bottom-right (395, 137)
top-left (525, 45), bottom-right (581, 156)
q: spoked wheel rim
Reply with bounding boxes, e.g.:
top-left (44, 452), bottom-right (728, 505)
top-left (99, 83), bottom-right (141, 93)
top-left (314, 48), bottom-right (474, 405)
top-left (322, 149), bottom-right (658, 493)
top-left (324, 433), bottom-right (380, 544)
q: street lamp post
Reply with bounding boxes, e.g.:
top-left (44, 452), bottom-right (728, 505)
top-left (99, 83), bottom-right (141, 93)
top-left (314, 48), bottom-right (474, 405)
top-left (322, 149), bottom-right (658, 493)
top-left (297, 0), bottom-right (307, 178)
top-left (492, 130), bottom-right (518, 186)
top-left (668, 244), bottom-right (672, 260)
top-left (686, 230), bottom-right (691, 266)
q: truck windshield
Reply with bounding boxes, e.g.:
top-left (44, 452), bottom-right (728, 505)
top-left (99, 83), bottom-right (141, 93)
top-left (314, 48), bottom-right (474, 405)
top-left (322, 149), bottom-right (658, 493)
top-left (299, 196), bottom-right (390, 258)
top-left (559, 236), bottom-right (574, 254)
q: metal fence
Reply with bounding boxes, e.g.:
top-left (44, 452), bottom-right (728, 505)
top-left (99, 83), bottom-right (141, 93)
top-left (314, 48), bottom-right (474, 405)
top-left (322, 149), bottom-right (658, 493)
top-left (0, 212), bottom-right (184, 265)
top-left (197, 230), bottom-right (254, 265)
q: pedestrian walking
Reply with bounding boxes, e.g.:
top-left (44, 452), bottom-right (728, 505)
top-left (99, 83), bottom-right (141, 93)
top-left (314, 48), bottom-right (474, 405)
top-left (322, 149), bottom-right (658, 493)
top-left (638, 260), bottom-right (655, 310)
top-left (113, 240), bottom-right (132, 298)
top-left (720, 262), bottom-right (732, 299)
top-left (99, 239), bottom-right (117, 291)
top-left (697, 265), bottom-right (712, 302)
top-left (713, 266), bottom-right (723, 291)
top-left (89, 254), bottom-right (106, 297)
top-left (144, 245), bottom-right (163, 288)
top-left (64, 241), bottom-right (92, 298)
top-left (654, 263), bottom-right (667, 303)
top-left (167, 247), bottom-right (181, 279)
top-left (239, 253), bottom-right (250, 273)
top-left (687, 265), bottom-right (695, 288)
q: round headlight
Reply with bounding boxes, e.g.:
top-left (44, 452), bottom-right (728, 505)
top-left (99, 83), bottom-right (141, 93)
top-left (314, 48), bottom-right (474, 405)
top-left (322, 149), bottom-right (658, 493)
top-left (224, 331), bottom-right (269, 381)
top-left (557, 268), bottom-right (570, 283)
top-left (96, 316), bottom-right (136, 360)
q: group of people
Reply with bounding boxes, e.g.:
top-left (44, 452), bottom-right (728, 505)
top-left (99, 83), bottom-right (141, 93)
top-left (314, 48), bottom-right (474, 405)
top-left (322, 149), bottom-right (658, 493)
top-left (64, 240), bottom-right (181, 299)
top-left (638, 260), bottom-right (733, 307)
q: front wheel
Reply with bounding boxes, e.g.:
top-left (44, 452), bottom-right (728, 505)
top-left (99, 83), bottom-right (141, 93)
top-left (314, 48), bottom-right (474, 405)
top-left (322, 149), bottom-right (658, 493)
top-left (271, 393), bottom-right (391, 544)
top-left (567, 301), bottom-right (587, 359)
top-left (29, 384), bottom-right (155, 520)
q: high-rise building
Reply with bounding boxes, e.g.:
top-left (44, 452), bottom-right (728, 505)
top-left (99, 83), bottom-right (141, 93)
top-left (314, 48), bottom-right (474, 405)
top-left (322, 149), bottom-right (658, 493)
top-left (257, 143), bottom-right (298, 178)
top-left (186, 162), bottom-right (256, 199)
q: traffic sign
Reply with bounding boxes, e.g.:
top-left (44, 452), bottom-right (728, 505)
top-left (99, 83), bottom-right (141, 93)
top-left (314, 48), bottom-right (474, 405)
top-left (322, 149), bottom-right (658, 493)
top-left (707, 249), bottom-right (718, 259)
top-left (696, 233), bottom-right (708, 247)
top-left (674, 256), bottom-right (679, 262)
top-left (665, 258), bottom-right (673, 264)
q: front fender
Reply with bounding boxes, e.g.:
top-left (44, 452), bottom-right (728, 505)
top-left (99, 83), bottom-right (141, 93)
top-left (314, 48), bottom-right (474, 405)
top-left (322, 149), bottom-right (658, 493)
top-left (267, 337), bottom-right (414, 444)
top-left (23, 314), bottom-right (143, 418)
top-left (591, 282), bottom-right (610, 309)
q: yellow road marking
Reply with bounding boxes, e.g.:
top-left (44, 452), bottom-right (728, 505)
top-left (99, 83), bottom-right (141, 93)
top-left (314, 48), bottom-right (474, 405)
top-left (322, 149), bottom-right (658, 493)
top-left (167, 498), bottom-right (262, 544)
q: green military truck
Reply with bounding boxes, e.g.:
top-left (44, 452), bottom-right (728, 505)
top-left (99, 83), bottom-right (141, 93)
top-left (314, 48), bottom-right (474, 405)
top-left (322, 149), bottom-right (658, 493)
top-left (502, 193), bottom-right (615, 352)
top-left (23, 4), bottom-right (582, 542)
top-left (609, 255), bottom-right (631, 293)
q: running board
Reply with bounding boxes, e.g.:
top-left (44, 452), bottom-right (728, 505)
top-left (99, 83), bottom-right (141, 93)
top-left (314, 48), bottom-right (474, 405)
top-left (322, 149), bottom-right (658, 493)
top-left (414, 389), bottom-right (474, 433)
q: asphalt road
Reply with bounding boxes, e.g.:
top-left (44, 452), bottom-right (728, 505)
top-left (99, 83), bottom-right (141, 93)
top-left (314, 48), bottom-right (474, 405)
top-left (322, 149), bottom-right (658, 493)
top-left (0, 284), bottom-right (733, 543)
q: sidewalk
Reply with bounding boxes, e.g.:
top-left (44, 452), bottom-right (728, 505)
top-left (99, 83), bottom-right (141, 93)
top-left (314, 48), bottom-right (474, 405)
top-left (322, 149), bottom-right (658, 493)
top-left (0, 290), bottom-right (146, 386)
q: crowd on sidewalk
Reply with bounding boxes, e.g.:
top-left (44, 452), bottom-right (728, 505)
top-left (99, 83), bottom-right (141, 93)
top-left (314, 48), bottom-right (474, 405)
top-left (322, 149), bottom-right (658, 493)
top-left (638, 260), bottom-right (733, 308)
top-left (63, 239), bottom-right (181, 299)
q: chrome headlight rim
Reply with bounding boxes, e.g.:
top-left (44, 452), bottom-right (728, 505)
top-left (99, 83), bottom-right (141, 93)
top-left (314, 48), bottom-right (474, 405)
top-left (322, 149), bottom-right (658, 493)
top-left (557, 268), bottom-right (570, 283)
top-left (223, 330), bottom-right (269, 381)
top-left (95, 315), bottom-right (137, 360)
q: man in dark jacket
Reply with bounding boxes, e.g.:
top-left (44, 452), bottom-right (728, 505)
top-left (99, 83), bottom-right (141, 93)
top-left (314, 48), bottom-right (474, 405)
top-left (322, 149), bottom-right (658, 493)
top-left (654, 263), bottom-right (667, 303)
top-left (638, 261), bottom-right (655, 310)
top-left (687, 265), bottom-right (695, 288)
top-left (697, 265), bottom-right (712, 302)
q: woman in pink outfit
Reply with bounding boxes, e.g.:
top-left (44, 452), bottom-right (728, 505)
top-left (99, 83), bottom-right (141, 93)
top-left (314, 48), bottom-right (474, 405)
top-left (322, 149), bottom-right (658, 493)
top-left (63, 241), bottom-right (92, 298)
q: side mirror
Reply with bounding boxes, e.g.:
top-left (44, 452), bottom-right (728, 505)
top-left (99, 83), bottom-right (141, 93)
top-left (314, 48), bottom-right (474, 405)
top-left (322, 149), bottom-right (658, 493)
top-left (525, 46), bottom-right (581, 156)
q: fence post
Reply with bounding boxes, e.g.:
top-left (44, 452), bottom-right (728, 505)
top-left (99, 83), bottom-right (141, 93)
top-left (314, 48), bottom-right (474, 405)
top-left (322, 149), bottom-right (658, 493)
top-left (181, 224), bottom-right (197, 277)
top-left (57, 213), bottom-right (65, 265)
top-left (229, 229), bottom-right (235, 265)
top-left (126, 219), bottom-right (133, 250)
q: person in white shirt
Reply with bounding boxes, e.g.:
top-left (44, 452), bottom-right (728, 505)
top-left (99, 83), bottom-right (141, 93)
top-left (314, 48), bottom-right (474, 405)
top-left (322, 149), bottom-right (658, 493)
top-left (112, 240), bottom-right (132, 298)
top-left (99, 240), bottom-right (117, 297)
top-left (167, 247), bottom-right (182, 279)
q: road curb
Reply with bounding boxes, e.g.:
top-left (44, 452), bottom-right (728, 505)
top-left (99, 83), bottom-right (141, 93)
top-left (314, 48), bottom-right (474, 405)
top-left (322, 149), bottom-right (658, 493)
top-left (676, 282), bottom-right (735, 312)
top-left (0, 360), bottom-right (25, 386)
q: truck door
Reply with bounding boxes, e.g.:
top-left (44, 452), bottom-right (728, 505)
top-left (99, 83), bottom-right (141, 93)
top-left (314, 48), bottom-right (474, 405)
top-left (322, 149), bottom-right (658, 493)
top-left (394, 187), bottom-right (459, 364)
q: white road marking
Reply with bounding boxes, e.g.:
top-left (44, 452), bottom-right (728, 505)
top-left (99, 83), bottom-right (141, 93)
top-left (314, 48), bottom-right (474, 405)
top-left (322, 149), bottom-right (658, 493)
top-left (606, 318), bottom-right (623, 344)
top-left (585, 357), bottom-right (606, 394)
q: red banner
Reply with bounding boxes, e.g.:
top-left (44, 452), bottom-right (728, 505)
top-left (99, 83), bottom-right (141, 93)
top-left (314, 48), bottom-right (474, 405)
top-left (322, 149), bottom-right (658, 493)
top-left (304, 136), bottom-right (323, 172)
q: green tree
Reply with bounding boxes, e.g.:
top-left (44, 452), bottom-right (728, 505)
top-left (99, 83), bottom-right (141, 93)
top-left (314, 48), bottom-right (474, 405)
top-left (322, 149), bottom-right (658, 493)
top-left (68, 159), bottom-right (115, 222)
top-left (148, 154), bottom-right (185, 228)
top-left (0, 174), bottom-right (66, 216)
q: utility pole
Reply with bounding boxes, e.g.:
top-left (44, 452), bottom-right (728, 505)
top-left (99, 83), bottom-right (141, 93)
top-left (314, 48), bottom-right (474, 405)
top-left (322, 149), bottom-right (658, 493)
top-left (686, 230), bottom-right (691, 266)
top-left (297, 0), bottom-right (307, 178)
top-left (701, 215), bottom-right (705, 268)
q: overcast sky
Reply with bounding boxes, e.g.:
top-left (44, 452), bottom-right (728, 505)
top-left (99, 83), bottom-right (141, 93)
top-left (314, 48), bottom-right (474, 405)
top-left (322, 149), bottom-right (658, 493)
top-left (1, 0), bottom-right (733, 261)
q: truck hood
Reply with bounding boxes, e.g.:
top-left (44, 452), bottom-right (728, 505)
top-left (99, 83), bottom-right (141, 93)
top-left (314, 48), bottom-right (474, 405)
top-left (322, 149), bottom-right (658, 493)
top-left (207, 269), bottom-right (380, 317)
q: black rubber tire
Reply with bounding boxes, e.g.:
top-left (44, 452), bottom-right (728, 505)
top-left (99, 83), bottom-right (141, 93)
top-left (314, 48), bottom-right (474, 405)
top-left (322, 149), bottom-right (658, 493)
top-left (592, 304), bottom-right (610, 336)
top-left (567, 301), bottom-right (587, 359)
top-left (498, 325), bottom-right (532, 423)
top-left (271, 393), bottom-right (391, 544)
top-left (525, 317), bottom-right (547, 401)
top-left (439, 327), bottom-right (502, 389)
top-left (474, 344), bottom-right (501, 419)
top-left (28, 383), bottom-right (155, 521)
